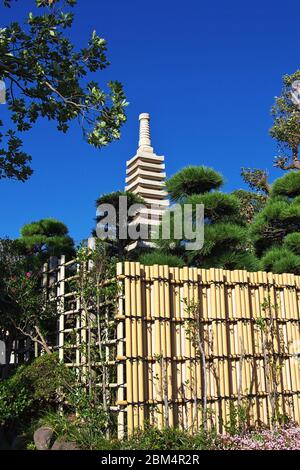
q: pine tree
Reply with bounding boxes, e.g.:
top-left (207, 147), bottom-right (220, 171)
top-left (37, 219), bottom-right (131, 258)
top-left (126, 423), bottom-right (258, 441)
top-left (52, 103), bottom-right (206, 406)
top-left (18, 218), bottom-right (75, 268)
top-left (152, 166), bottom-right (259, 271)
top-left (251, 172), bottom-right (300, 274)
top-left (95, 191), bottom-right (145, 258)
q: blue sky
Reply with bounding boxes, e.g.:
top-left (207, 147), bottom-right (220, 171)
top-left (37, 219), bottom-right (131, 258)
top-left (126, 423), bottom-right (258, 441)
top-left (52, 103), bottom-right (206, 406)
top-left (1, 0), bottom-right (299, 244)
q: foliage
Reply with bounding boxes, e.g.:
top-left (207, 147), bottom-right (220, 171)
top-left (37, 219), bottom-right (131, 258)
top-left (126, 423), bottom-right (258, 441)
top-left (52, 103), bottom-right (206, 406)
top-left (0, 219), bottom-right (74, 370)
top-left (251, 194), bottom-right (300, 255)
top-left (166, 166), bottom-right (224, 201)
top-left (96, 190), bottom-right (145, 210)
top-left (18, 218), bottom-right (75, 267)
top-left (152, 209), bottom-right (187, 256)
top-left (284, 232), bottom-right (300, 255)
top-left (13, 353), bottom-right (72, 401)
top-left (70, 239), bottom-right (119, 437)
top-left (271, 171), bottom-right (300, 198)
top-left (185, 192), bottom-right (242, 223)
top-left (40, 403), bottom-right (114, 450)
top-left (225, 402), bottom-right (248, 437)
top-left (190, 250), bottom-right (260, 272)
top-left (270, 71), bottom-right (300, 171)
top-left (218, 424), bottom-right (300, 450)
top-left (239, 70), bottom-right (300, 206)
top-left (33, 416), bottom-right (300, 449)
top-left (0, 374), bottom-right (31, 427)
top-left (0, 238), bottom-right (57, 360)
top-left (241, 168), bottom-right (270, 194)
top-left (255, 297), bottom-right (288, 427)
top-left (183, 298), bottom-right (209, 431)
top-left (0, 0), bottom-right (127, 181)
top-left (121, 425), bottom-right (219, 451)
top-left (139, 251), bottom-right (185, 267)
top-left (191, 222), bottom-right (248, 257)
top-left (232, 189), bottom-right (267, 223)
top-left (260, 247), bottom-right (300, 274)
top-left (39, 414), bottom-right (220, 450)
top-left (95, 191), bottom-right (145, 257)
top-left (154, 165), bottom-right (259, 270)
top-left (250, 173), bottom-right (300, 273)
top-left (40, 388), bottom-right (112, 450)
top-left (1, 240), bottom-right (120, 444)
top-left (0, 354), bottom-right (72, 430)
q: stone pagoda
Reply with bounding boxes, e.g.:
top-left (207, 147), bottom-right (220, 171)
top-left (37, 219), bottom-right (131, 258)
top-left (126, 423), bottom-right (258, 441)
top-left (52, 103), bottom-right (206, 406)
top-left (125, 113), bottom-right (169, 248)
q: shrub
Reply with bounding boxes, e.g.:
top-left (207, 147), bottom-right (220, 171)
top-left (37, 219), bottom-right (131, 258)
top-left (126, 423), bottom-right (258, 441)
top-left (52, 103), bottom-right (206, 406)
top-left (191, 250), bottom-right (259, 271)
top-left (120, 425), bottom-right (219, 451)
top-left (272, 172), bottom-right (300, 198)
top-left (139, 252), bottom-right (185, 267)
top-left (0, 376), bottom-right (32, 428)
top-left (166, 166), bottom-right (224, 201)
top-left (15, 354), bottom-right (73, 401)
top-left (260, 247), bottom-right (300, 274)
top-left (40, 409), bottom-right (115, 450)
top-left (284, 232), bottom-right (300, 255)
top-left (197, 223), bottom-right (249, 257)
top-left (250, 197), bottom-right (300, 255)
top-left (0, 354), bottom-right (73, 431)
top-left (185, 192), bottom-right (241, 223)
top-left (19, 218), bottom-right (75, 266)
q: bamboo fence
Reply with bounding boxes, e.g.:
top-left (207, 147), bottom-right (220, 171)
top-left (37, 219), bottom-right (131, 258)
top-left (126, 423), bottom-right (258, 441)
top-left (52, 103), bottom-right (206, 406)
top-left (43, 259), bottom-right (300, 438)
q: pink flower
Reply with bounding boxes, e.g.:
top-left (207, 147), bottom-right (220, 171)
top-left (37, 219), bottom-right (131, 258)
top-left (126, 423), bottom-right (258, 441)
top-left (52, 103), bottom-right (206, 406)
top-left (219, 425), bottom-right (300, 450)
top-left (26, 272), bottom-right (31, 278)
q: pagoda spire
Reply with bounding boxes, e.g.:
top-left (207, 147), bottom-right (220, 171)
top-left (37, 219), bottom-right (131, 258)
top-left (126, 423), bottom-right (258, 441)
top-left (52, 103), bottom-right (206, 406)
top-left (138, 113), bottom-right (152, 150)
top-left (125, 113), bottom-right (169, 249)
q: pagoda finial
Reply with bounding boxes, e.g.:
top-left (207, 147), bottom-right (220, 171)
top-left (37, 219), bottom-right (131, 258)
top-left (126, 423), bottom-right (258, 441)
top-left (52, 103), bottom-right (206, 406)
top-left (139, 113), bottom-right (151, 148)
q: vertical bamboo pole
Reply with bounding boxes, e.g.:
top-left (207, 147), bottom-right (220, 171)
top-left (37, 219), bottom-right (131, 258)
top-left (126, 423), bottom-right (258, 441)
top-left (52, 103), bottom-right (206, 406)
top-left (173, 267), bottom-right (182, 427)
top-left (136, 262), bottom-right (145, 430)
top-left (288, 276), bottom-right (299, 414)
top-left (75, 262), bottom-right (81, 373)
top-left (116, 263), bottom-right (125, 439)
top-left (182, 266), bottom-right (192, 430)
top-left (58, 256), bottom-right (65, 362)
top-left (40, 262), bottom-right (49, 358)
top-left (144, 265), bottom-right (153, 424)
top-left (221, 270), bottom-right (230, 426)
top-left (157, 265), bottom-right (167, 427)
top-left (164, 265), bottom-right (173, 427)
top-left (80, 259), bottom-right (88, 382)
top-left (191, 267), bottom-right (199, 431)
top-left (124, 262), bottom-right (133, 436)
top-left (129, 262), bottom-right (139, 430)
top-left (152, 264), bottom-right (163, 428)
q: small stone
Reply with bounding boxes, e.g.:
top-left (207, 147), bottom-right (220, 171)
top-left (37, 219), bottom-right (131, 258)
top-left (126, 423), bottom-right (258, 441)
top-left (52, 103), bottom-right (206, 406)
top-left (33, 426), bottom-right (54, 450)
top-left (52, 439), bottom-right (79, 451)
